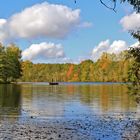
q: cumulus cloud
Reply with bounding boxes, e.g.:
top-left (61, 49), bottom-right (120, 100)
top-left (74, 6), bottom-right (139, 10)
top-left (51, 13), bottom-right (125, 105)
top-left (120, 12), bottom-right (140, 31)
top-left (91, 40), bottom-right (128, 61)
top-left (0, 2), bottom-right (81, 42)
top-left (22, 42), bottom-right (65, 60)
top-left (0, 19), bottom-right (8, 42)
top-left (0, 19), bottom-right (7, 31)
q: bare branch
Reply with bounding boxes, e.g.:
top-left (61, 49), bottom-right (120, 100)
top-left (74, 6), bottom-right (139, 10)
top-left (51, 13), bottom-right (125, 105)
top-left (100, 0), bottom-right (117, 12)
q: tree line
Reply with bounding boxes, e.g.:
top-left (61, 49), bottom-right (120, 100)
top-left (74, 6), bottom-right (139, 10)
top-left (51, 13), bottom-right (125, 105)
top-left (20, 49), bottom-right (139, 83)
top-left (0, 43), bottom-right (139, 84)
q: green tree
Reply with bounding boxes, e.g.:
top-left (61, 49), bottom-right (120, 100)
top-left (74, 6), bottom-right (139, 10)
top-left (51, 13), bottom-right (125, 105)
top-left (6, 44), bottom-right (22, 82)
top-left (0, 43), bottom-right (22, 83)
top-left (127, 46), bottom-right (140, 86)
top-left (0, 44), bottom-right (8, 83)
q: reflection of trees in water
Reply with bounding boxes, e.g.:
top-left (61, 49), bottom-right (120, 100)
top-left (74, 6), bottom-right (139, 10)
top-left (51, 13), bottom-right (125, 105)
top-left (127, 84), bottom-right (140, 104)
top-left (0, 84), bottom-right (21, 120)
top-left (20, 84), bottom-right (138, 117)
top-left (78, 84), bottom-right (137, 113)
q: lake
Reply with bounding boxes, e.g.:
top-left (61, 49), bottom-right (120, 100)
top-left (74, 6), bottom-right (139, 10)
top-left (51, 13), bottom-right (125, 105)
top-left (0, 82), bottom-right (139, 139)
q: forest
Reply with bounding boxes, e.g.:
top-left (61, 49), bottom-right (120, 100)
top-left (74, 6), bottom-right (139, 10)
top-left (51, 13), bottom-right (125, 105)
top-left (21, 49), bottom-right (139, 83)
top-left (0, 43), bottom-right (139, 84)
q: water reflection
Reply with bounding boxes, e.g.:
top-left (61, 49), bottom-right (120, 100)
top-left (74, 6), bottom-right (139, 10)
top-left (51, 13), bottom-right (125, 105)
top-left (0, 83), bottom-right (139, 140)
top-left (78, 84), bottom-right (137, 114)
top-left (20, 83), bottom-right (139, 119)
top-left (127, 84), bottom-right (140, 104)
top-left (0, 84), bottom-right (21, 121)
top-left (0, 83), bottom-right (139, 120)
top-left (21, 85), bottom-right (65, 118)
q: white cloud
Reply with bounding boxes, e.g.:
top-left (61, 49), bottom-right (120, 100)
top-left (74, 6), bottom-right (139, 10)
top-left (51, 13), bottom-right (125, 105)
top-left (0, 19), bottom-right (8, 42)
top-left (120, 12), bottom-right (140, 31)
top-left (0, 19), bottom-right (7, 29)
top-left (109, 40), bottom-right (128, 53)
top-left (91, 40), bottom-right (128, 61)
top-left (0, 2), bottom-right (81, 42)
top-left (22, 42), bottom-right (65, 60)
top-left (130, 41), bottom-right (140, 48)
top-left (78, 22), bottom-right (93, 28)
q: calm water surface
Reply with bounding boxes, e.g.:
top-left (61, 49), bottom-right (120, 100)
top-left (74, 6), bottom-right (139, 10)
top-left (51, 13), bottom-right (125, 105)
top-left (0, 82), bottom-right (139, 121)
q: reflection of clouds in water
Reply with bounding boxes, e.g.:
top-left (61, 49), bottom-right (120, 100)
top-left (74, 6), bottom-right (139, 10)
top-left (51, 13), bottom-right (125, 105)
top-left (22, 97), bottom-right (65, 118)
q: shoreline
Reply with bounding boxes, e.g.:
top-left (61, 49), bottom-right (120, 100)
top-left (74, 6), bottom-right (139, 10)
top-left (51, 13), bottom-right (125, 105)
top-left (16, 81), bottom-right (130, 85)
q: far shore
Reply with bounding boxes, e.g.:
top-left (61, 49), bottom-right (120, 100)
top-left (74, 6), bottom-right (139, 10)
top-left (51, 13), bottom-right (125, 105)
top-left (16, 81), bottom-right (129, 84)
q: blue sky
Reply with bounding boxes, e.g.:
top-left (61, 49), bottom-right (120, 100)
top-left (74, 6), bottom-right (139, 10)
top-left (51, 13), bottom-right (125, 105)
top-left (0, 0), bottom-right (139, 63)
